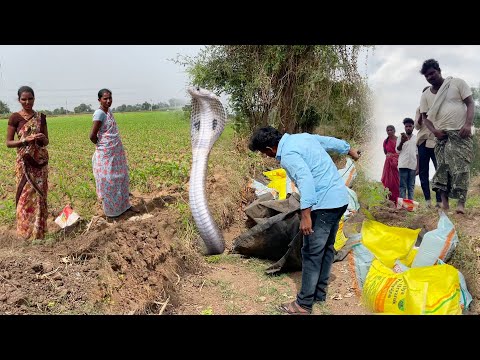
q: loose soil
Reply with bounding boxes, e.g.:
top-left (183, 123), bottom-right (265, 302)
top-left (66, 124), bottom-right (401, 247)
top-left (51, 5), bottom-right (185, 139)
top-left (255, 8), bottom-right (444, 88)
top-left (1, 174), bottom-right (479, 315)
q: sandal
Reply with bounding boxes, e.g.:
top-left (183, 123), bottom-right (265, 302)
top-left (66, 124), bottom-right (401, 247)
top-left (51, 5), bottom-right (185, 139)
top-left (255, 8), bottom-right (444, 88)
top-left (278, 301), bottom-right (311, 315)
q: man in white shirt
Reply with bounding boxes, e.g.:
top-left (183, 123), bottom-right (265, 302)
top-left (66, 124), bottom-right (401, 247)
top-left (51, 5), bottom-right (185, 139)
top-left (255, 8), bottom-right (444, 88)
top-left (396, 118), bottom-right (418, 200)
top-left (419, 58), bottom-right (475, 214)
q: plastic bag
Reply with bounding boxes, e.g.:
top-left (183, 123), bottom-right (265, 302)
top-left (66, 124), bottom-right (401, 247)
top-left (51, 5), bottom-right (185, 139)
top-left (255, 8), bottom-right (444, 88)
top-left (263, 168), bottom-right (298, 200)
top-left (397, 198), bottom-right (419, 212)
top-left (55, 204), bottom-right (80, 229)
top-left (361, 219), bottom-right (420, 268)
top-left (411, 211), bottom-right (458, 267)
top-left (337, 157), bottom-right (357, 188)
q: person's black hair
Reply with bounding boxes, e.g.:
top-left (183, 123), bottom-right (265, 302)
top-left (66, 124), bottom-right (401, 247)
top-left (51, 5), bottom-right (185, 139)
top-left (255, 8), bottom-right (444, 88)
top-left (98, 88), bottom-right (112, 99)
top-left (384, 125), bottom-right (396, 150)
top-left (248, 126), bottom-right (283, 152)
top-left (420, 59), bottom-right (441, 75)
top-left (403, 117), bottom-right (414, 125)
top-left (17, 86), bottom-right (34, 99)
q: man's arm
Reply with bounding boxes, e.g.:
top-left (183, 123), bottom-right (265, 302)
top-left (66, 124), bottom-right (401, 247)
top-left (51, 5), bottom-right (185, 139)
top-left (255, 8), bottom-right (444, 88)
top-left (315, 134), bottom-right (360, 160)
top-left (459, 95), bottom-right (475, 138)
top-left (422, 113), bottom-right (446, 140)
top-left (281, 153), bottom-right (316, 236)
top-left (281, 153), bottom-right (316, 210)
top-left (414, 108), bottom-right (422, 130)
top-left (420, 92), bottom-right (446, 139)
top-left (314, 135), bottom-right (350, 154)
top-left (396, 135), bottom-right (405, 152)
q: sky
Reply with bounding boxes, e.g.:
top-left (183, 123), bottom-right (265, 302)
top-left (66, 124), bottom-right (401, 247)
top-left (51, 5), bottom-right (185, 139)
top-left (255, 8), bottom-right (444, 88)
top-left (1, 45), bottom-right (478, 181)
top-left (0, 45), bottom-right (205, 111)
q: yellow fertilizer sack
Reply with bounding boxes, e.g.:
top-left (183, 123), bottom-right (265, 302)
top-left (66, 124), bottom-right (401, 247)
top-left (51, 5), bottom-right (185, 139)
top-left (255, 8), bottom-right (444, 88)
top-left (334, 220), bottom-right (348, 251)
top-left (363, 259), bottom-right (407, 313)
top-left (403, 264), bottom-right (461, 315)
top-left (363, 259), bottom-right (461, 315)
top-left (263, 168), bottom-right (297, 200)
top-left (361, 219), bottom-right (420, 268)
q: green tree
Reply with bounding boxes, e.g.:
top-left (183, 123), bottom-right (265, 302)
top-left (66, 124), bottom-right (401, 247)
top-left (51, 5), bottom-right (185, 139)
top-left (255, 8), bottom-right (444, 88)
top-left (115, 104), bottom-right (127, 112)
top-left (73, 103), bottom-right (94, 113)
top-left (168, 98), bottom-right (185, 108)
top-left (177, 45), bottom-right (372, 138)
top-left (0, 100), bottom-right (10, 114)
top-left (141, 101), bottom-right (151, 111)
top-left (53, 107), bottom-right (70, 115)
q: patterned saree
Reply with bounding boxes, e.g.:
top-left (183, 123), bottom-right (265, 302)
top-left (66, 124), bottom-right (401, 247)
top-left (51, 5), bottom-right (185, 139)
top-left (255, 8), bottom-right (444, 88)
top-left (16, 113), bottom-right (49, 239)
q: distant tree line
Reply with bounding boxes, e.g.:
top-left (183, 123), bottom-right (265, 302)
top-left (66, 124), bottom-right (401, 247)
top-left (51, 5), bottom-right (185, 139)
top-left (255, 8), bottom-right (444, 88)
top-left (0, 98), bottom-right (188, 118)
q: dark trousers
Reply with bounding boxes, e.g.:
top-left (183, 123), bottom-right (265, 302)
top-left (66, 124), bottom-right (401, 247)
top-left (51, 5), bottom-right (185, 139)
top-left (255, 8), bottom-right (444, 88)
top-left (418, 141), bottom-right (441, 203)
top-left (296, 204), bottom-right (348, 311)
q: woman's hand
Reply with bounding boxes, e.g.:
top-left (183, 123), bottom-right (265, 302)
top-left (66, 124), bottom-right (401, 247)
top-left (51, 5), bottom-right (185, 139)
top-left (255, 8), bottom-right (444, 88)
top-left (24, 134), bottom-right (37, 143)
top-left (34, 133), bottom-right (46, 141)
top-left (23, 133), bottom-right (47, 146)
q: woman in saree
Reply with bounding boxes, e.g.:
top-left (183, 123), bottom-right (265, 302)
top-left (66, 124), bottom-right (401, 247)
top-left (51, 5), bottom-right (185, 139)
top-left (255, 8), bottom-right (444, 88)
top-left (6, 86), bottom-right (49, 240)
top-left (89, 88), bottom-right (134, 217)
top-left (381, 125), bottom-right (400, 203)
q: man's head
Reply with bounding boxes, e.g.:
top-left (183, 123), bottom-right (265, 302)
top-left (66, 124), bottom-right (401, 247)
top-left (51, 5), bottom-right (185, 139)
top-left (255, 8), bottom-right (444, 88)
top-left (403, 117), bottom-right (414, 135)
top-left (248, 126), bottom-right (283, 158)
top-left (420, 59), bottom-right (443, 87)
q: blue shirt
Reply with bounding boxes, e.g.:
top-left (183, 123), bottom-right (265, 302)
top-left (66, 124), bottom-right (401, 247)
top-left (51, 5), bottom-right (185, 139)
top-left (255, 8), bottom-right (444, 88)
top-left (276, 133), bottom-right (351, 210)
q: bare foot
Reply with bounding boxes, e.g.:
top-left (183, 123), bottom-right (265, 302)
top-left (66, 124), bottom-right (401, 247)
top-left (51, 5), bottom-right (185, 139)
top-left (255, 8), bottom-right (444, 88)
top-left (128, 205), bottom-right (141, 213)
top-left (456, 204), bottom-right (465, 214)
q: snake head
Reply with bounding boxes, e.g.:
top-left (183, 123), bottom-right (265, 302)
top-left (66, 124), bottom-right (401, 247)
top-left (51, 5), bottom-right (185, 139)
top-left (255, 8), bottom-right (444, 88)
top-left (187, 86), bottom-right (220, 101)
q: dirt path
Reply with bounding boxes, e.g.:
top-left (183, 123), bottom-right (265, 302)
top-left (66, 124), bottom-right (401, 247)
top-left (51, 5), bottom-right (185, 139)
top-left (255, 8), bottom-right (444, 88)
top-left (172, 226), bottom-right (369, 315)
top-left (1, 183), bottom-right (478, 315)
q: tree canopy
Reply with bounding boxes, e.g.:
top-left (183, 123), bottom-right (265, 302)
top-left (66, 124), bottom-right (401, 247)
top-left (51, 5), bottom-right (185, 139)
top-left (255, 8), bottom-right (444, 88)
top-left (177, 45), bottom-right (373, 139)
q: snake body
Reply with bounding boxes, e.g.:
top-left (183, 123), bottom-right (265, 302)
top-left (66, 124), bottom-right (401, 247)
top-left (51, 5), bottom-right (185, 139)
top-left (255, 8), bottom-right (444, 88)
top-left (187, 86), bottom-right (226, 255)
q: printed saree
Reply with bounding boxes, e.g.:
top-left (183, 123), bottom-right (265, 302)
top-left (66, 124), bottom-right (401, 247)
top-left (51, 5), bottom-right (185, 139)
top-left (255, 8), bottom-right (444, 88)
top-left (381, 137), bottom-right (399, 203)
top-left (92, 109), bottom-right (131, 217)
top-left (15, 112), bottom-right (49, 239)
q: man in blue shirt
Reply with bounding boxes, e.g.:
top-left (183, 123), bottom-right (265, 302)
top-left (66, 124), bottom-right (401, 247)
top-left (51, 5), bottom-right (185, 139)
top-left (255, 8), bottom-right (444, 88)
top-left (249, 126), bottom-right (360, 315)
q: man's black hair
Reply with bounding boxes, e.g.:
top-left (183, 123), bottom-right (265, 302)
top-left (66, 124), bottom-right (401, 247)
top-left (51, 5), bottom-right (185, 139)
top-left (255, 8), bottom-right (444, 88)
top-left (248, 126), bottom-right (283, 152)
top-left (420, 59), bottom-right (441, 75)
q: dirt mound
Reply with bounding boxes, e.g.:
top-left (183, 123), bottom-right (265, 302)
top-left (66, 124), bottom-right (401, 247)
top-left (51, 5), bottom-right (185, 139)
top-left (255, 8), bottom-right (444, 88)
top-left (0, 196), bottom-right (203, 315)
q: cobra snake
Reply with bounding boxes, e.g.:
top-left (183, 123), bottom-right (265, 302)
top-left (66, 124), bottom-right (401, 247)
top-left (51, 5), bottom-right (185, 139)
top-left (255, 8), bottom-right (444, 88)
top-left (187, 86), bottom-right (226, 255)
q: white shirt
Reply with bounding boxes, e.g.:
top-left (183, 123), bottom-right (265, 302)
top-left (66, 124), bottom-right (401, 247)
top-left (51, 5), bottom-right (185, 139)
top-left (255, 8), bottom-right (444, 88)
top-left (396, 134), bottom-right (418, 170)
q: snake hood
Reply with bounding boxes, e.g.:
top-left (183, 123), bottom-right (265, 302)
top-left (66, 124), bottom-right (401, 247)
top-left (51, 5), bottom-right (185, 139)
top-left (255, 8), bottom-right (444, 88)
top-left (188, 86), bottom-right (226, 255)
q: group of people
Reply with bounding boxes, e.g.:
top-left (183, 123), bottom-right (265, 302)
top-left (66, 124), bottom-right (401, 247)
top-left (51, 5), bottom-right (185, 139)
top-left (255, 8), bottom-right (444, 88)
top-left (381, 118), bottom-right (420, 203)
top-left (248, 57), bottom-right (475, 315)
top-left (381, 58), bottom-right (475, 214)
top-left (6, 86), bottom-right (134, 241)
top-left (4, 57), bottom-right (475, 316)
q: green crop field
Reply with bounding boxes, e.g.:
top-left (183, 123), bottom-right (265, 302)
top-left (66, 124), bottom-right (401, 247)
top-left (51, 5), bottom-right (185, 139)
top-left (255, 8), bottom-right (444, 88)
top-left (0, 110), bottom-right (235, 224)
